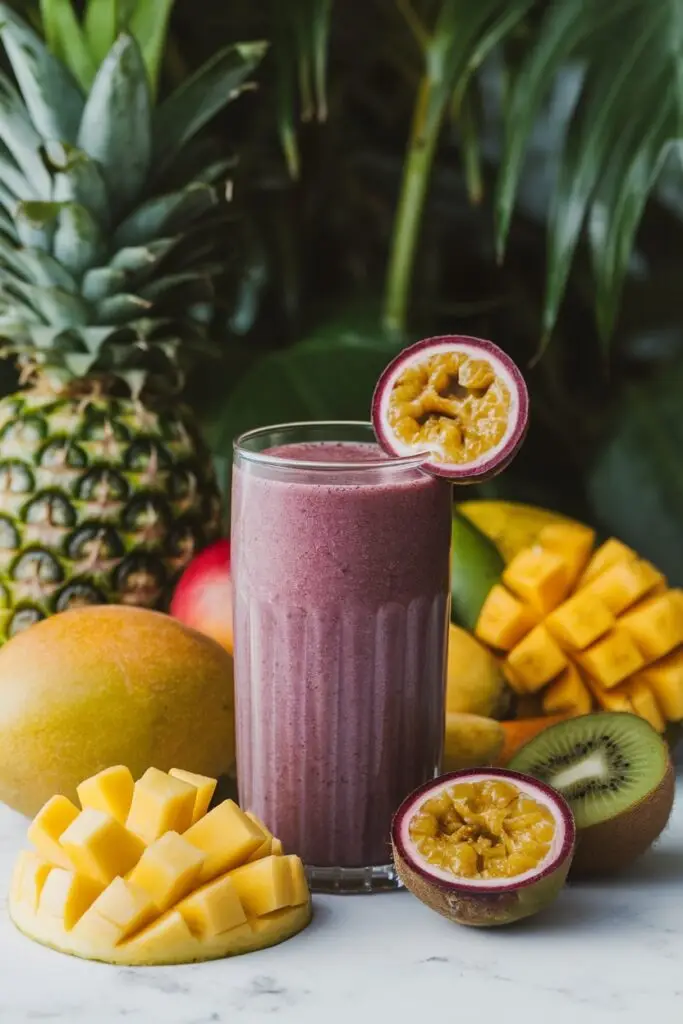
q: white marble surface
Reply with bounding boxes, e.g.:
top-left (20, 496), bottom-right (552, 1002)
top-left (0, 788), bottom-right (680, 1024)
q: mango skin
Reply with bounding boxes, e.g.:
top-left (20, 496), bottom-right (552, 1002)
top-left (0, 606), bottom-right (235, 817)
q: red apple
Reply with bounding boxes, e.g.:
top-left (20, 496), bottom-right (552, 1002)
top-left (170, 539), bottom-right (233, 653)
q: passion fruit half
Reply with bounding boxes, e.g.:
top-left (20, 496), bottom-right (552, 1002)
top-left (372, 335), bottom-right (529, 481)
top-left (391, 769), bottom-right (575, 927)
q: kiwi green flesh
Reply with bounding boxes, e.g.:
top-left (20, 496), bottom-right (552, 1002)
top-left (508, 713), bottom-right (669, 831)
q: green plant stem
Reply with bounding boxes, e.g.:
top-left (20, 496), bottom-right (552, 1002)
top-left (383, 75), bottom-right (445, 336)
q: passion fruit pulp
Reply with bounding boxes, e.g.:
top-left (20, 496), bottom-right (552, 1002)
top-left (391, 769), bottom-right (575, 927)
top-left (371, 335), bottom-right (529, 481)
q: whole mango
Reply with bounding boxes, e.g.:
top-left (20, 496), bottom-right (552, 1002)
top-left (0, 606), bottom-right (235, 817)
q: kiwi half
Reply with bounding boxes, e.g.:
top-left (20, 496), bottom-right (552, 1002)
top-left (509, 712), bottom-right (675, 878)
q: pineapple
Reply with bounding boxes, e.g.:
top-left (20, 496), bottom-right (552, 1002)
top-left (0, 7), bottom-right (265, 640)
top-left (476, 523), bottom-right (683, 732)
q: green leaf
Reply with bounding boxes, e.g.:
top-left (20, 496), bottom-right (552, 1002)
top-left (63, 351), bottom-right (99, 376)
top-left (494, 0), bottom-right (638, 261)
top-left (588, 357), bottom-right (683, 585)
top-left (95, 292), bottom-right (152, 324)
top-left (109, 237), bottom-right (177, 274)
top-left (0, 234), bottom-right (76, 290)
top-left (0, 73), bottom-right (52, 196)
top-left (113, 183), bottom-right (217, 249)
top-left (15, 199), bottom-right (60, 249)
top-left (205, 318), bottom-right (399, 454)
top-left (83, 0), bottom-right (117, 66)
top-left (450, 511), bottom-right (504, 631)
top-left (129, 0), bottom-right (176, 100)
top-left (139, 267), bottom-right (220, 302)
top-left (76, 324), bottom-right (121, 352)
top-left (53, 202), bottom-right (106, 278)
top-left (24, 324), bottom-right (68, 348)
top-left (82, 266), bottom-right (126, 302)
top-left (77, 33), bottom-right (151, 214)
top-left (268, 0), bottom-right (300, 178)
top-left (0, 143), bottom-right (34, 199)
top-left (36, 0), bottom-right (95, 92)
top-left (543, 4), bottom-right (683, 342)
top-left (1, 3), bottom-right (85, 139)
top-left (153, 41), bottom-right (267, 173)
top-left (45, 142), bottom-right (110, 226)
top-left (1, 276), bottom-right (89, 324)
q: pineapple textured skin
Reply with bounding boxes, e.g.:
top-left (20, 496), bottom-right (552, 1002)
top-left (0, 390), bottom-right (221, 641)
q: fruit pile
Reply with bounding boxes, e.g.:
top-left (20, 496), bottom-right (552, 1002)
top-left (9, 765), bottom-right (311, 965)
top-left (475, 524), bottom-right (683, 732)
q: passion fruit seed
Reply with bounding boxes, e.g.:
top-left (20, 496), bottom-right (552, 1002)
top-left (388, 352), bottom-right (511, 466)
top-left (371, 335), bottom-right (529, 482)
top-left (391, 768), bottom-right (575, 928)
top-left (409, 779), bottom-right (555, 880)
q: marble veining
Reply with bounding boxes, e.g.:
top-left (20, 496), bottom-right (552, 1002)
top-left (0, 784), bottom-right (680, 1023)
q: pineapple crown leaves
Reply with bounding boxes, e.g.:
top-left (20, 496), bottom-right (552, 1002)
top-left (0, 4), bottom-right (267, 398)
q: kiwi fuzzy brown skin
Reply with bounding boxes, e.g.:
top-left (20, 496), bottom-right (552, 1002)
top-left (569, 759), bottom-right (675, 879)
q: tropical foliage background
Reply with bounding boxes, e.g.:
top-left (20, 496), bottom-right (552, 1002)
top-left (7, 0), bottom-right (683, 582)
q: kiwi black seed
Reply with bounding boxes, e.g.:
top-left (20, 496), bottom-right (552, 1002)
top-left (509, 712), bottom-right (675, 878)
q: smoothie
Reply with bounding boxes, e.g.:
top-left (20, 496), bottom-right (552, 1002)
top-left (231, 435), bottom-right (452, 877)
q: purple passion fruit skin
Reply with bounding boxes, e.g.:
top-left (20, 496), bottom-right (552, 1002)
top-left (391, 768), bottom-right (575, 927)
top-left (371, 335), bottom-right (529, 482)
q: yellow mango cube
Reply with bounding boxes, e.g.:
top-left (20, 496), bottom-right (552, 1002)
top-left (60, 809), bottom-right (145, 886)
top-left (248, 906), bottom-right (298, 937)
top-left (88, 877), bottom-right (156, 941)
top-left (578, 627), bottom-right (645, 689)
top-left (228, 855), bottom-right (293, 917)
top-left (546, 591), bottom-right (614, 651)
top-left (177, 873), bottom-right (247, 939)
top-left (578, 538), bottom-right (636, 587)
top-left (637, 648), bottom-right (683, 721)
top-left (590, 683), bottom-right (631, 713)
top-left (581, 559), bottom-right (664, 615)
top-left (168, 769), bottom-right (217, 824)
top-left (502, 548), bottom-right (571, 615)
top-left (77, 766), bottom-right (135, 825)
top-left (285, 855), bottom-right (310, 907)
top-left (541, 664), bottom-right (592, 717)
top-left (184, 800), bottom-right (267, 883)
top-left (621, 591), bottom-right (683, 662)
top-left (505, 625), bottom-right (567, 693)
top-left (245, 812), bottom-right (273, 863)
top-left (72, 908), bottom-right (123, 949)
top-left (621, 679), bottom-right (666, 733)
top-left (475, 584), bottom-right (538, 651)
top-left (127, 831), bottom-right (204, 913)
top-left (13, 850), bottom-right (52, 911)
top-left (538, 523), bottom-right (596, 585)
top-left (271, 838), bottom-right (284, 856)
top-left (120, 909), bottom-right (197, 961)
top-left (38, 868), bottom-right (104, 930)
top-left (27, 795), bottom-right (80, 870)
top-left (126, 768), bottom-right (197, 844)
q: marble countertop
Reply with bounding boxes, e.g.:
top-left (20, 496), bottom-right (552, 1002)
top-left (0, 787), bottom-right (680, 1024)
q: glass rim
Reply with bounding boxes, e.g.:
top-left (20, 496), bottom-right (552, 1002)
top-left (233, 420), bottom-right (430, 472)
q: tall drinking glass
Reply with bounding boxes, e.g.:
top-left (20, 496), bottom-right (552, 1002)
top-left (231, 422), bottom-right (452, 893)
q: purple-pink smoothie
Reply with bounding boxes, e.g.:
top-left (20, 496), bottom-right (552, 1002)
top-left (231, 441), bottom-right (451, 867)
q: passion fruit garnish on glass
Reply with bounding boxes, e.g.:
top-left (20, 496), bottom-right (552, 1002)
top-left (371, 335), bottom-right (529, 481)
top-left (391, 769), bottom-right (575, 927)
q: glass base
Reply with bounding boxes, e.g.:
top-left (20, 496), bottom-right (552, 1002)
top-left (305, 862), bottom-right (402, 894)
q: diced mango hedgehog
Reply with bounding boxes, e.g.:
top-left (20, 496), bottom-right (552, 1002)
top-left (475, 525), bottom-right (683, 733)
top-left (9, 765), bottom-right (311, 965)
